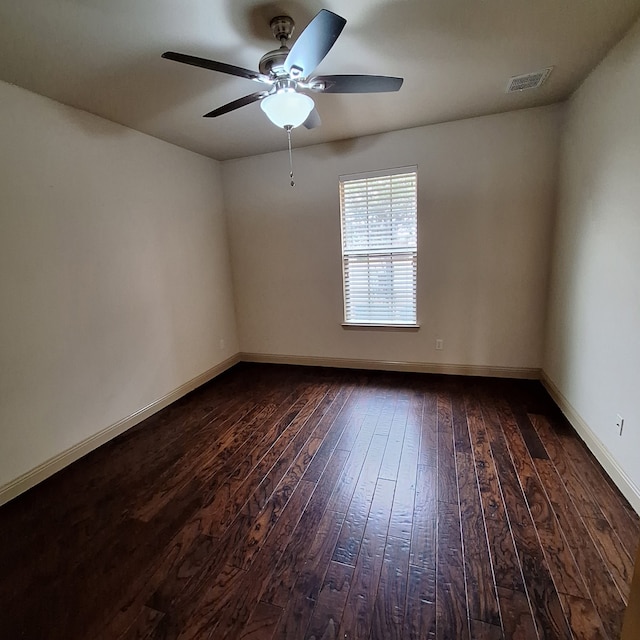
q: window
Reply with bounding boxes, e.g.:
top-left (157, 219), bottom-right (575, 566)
top-left (340, 167), bottom-right (418, 326)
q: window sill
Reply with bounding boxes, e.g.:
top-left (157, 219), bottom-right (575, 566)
top-left (342, 323), bottom-right (420, 331)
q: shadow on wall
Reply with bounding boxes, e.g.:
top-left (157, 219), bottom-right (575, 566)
top-left (303, 135), bottom-right (379, 160)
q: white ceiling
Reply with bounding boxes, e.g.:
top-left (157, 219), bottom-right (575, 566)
top-left (1, 0), bottom-right (639, 160)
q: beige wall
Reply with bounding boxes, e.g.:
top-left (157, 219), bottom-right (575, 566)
top-left (223, 106), bottom-right (562, 372)
top-left (544, 18), bottom-right (640, 509)
top-left (0, 82), bottom-right (238, 493)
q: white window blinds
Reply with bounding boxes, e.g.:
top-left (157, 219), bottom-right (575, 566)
top-left (340, 167), bottom-right (418, 325)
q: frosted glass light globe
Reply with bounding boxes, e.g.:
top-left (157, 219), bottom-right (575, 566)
top-left (260, 90), bottom-right (314, 129)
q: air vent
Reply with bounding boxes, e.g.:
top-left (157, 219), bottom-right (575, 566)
top-left (506, 67), bottom-right (553, 93)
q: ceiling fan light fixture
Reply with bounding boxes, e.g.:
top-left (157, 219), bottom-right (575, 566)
top-left (260, 89), bottom-right (314, 129)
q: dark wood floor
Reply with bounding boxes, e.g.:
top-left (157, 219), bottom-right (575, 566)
top-left (0, 364), bottom-right (638, 640)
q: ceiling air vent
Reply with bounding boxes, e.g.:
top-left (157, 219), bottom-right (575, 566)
top-left (506, 67), bottom-right (553, 93)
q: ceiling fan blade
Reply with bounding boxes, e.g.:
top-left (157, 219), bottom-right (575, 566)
top-left (303, 108), bottom-right (321, 130)
top-left (203, 91), bottom-right (271, 118)
top-left (284, 10), bottom-right (346, 78)
top-left (309, 75), bottom-right (404, 93)
top-left (162, 52), bottom-right (272, 84)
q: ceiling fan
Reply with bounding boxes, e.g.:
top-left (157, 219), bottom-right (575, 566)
top-left (162, 9), bottom-right (403, 131)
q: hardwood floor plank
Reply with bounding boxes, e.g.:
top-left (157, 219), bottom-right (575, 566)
top-left (535, 411), bottom-right (640, 557)
top-left (332, 434), bottom-right (388, 565)
top-left (369, 535), bottom-right (410, 640)
top-left (261, 448), bottom-right (350, 607)
top-left (14, 517), bottom-right (182, 639)
top-left (200, 382), bottom-right (332, 495)
top-left (530, 440), bottom-right (627, 638)
top-left (499, 401), bottom-right (591, 600)
top-left (99, 521), bottom-right (205, 639)
top-left (201, 384), bottom-right (343, 537)
top-left (584, 516), bottom-right (635, 601)
top-left (487, 397), bottom-right (573, 640)
top-left (120, 607), bottom-right (165, 640)
top-left (507, 400), bottom-right (549, 461)
top-left (238, 601), bottom-right (283, 640)
top-left (456, 450), bottom-right (501, 626)
top-left (233, 476), bottom-right (316, 571)
top-left (564, 438), bottom-right (640, 555)
top-left (468, 391), bottom-right (526, 593)
top-left (213, 483), bottom-right (319, 640)
top-left (270, 512), bottom-right (349, 639)
top-left (272, 591), bottom-right (316, 640)
top-left (144, 538), bottom-right (239, 639)
top-left (437, 393), bottom-right (457, 505)
top-left (159, 562), bottom-right (245, 640)
top-left (147, 533), bottom-right (219, 613)
top-left (469, 619), bottom-right (504, 640)
top-left (294, 509), bottom-right (347, 602)
top-left (328, 393), bottom-right (386, 515)
top-left (302, 386), bottom-right (358, 482)
top-left (416, 455), bottom-right (439, 506)
top-left (133, 380), bottom-right (302, 523)
top-left (418, 389), bottom-right (438, 468)
top-left (409, 464), bottom-right (438, 568)
top-left (373, 388), bottom-right (399, 437)
top-left (405, 564), bottom-right (436, 640)
top-left (335, 389), bottom-right (385, 453)
top-left (558, 594), bottom-right (607, 640)
top-left (378, 420), bottom-right (407, 482)
top-left (378, 391), bottom-right (411, 480)
top-left (436, 501), bottom-right (469, 640)
top-left (528, 413), bottom-right (605, 520)
top-left (484, 516), bottom-right (525, 594)
top-left (225, 476), bottom-right (343, 638)
top-left (530, 413), bottom-right (638, 628)
top-left (198, 382), bottom-right (338, 532)
top-left (304, 561), bottom-right (354, 640)
top-left (386, 390), bottom-right (422, 541)
top-left (161, 478), bottom-right (312, 635)
top-left (496, 587), bottom-right (538, 640)
top-left (451, 392), bottom-right (472, 454)
top-left (338, 478), bottom-right (396, 640)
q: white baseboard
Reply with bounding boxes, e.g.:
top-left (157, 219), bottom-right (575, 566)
top-left (240, 352), bottom-right (541, 379)
top-left (541, 371), bottom-right (640, 514)
top-left (0, 354), bottom-right (241, 507)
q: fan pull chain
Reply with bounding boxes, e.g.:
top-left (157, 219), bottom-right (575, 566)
top-left (286, 126), bottom-right (295, 187)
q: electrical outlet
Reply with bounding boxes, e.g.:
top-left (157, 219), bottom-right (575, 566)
top-left (435, 339), bottom-right (444, 351)
top-left (219, 338), bottom-right (226, 351)
top-left (616, 414), bottom-right (624, 436)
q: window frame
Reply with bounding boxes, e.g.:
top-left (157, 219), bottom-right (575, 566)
top-left (339, 166), bottom-right (419, 329)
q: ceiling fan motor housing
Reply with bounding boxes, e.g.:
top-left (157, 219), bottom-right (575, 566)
top-left (259, 47), bottom-right (289, 76)
top-left (259, 16), bottom-right (295, 77)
